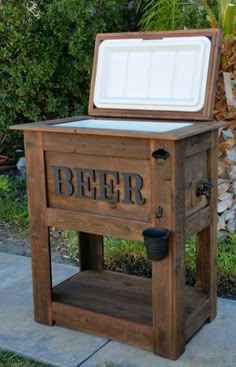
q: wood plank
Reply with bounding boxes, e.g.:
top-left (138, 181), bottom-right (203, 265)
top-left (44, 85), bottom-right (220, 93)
top-left (151, 140), bottom-right (185, 359)
top-left (184, 151), bottom-right (208, 216)
top-left (79, 232), bottom-right (104, 271)
top-left (52, 303), bottom-right (153, 351)
top-left (185, 288), bottom-right (210, 341)
top-left (52, 271), bottom-right (209, 352)
top-left (42, 133), bottom-right (150, 159)
top-left (185, 206), bottom-right (212, 238)
top-left (53, 270), bottom-right (152, 325)
top-left (184, 132), bottom-right (211, 157)
top-left (47, 208), bottom-right (149, 241)
top-left (24, 131), bottom-right (52, 325)
top-left (196, 130), bottom-right (218, 320)
top-left (10, 119), bottom-right (226, 142)
top-left (150, 137), bottom-right (173, 357)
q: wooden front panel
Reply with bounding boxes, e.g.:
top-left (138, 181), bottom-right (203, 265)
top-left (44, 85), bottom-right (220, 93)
top-left (42, 133), bottom-right (150, 159)
top-left (45, 151), bottom-right (151, 222)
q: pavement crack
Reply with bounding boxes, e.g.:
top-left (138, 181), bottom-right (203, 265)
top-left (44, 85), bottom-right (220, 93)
top-left (76, 340), bottom-right (111, 367)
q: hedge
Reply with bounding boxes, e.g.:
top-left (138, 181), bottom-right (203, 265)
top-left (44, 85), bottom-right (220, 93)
top-left (0, 0), bottom-right (136, 151)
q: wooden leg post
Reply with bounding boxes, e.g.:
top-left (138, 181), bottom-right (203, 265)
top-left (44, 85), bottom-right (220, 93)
top-left (152, 234), bottom-right (185, 359)
top-left (24, 131), bottom-right (52, 325)
top-left (196, 224), bottom-right (217, 320)
top-left (151, 140), bottom-right (185, 359)
top-left (196, 130), bottom-right (218, 321)
top-left (79, 232), bottom-right (104, 271)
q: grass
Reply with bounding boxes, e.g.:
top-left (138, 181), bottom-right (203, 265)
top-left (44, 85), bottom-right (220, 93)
top-left (185, 233), bottom-right (236, 275)
top-left (104, 234), bottom-right (236, 276)
top-left (0, 349), bottom-right (47, 367)
top-left (62, 229), bottom-right (79, 260)
top-left (0, 175), bottom-right (28, 228)
top-left (104, 236), bottom-right (145, 257)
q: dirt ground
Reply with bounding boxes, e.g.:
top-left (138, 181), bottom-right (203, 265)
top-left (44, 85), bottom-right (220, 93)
top-left (0, 222), bottom-right (77, 266)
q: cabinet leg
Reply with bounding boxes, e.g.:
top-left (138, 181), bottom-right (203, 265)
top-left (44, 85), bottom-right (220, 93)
top-left (196, 224), bottom-right (217, 321)
top-left (25, 131), bottom-right (52, 325)
top-left (79, 232), bottom-right (104, 271)
top-left (152, 235), bottom-right (185, 360)
top-left (30, 228), bottom-right (52, 325)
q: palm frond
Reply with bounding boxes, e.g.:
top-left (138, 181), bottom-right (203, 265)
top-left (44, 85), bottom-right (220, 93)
top-left (200, 0), bottom-right (219, 27)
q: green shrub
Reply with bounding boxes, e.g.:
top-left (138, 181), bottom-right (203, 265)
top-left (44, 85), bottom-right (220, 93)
top-left (0, 175), bottom-right (28, 227)
top-left (0, 0), bottom-right (136, 152)
top-left (136, 0), bottom-right (219, 31)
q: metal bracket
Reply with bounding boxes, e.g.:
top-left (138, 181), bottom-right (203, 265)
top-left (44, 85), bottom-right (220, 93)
top-left (156, 206), bottom-right (163, 219)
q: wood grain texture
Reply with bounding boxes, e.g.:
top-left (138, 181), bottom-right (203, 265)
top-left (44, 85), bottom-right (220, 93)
top-left (53, 270), bottom-right (152, 325)
top-left (52, 303), bottom-right (153, 351)
top-left (184, 150), bottom-right (208, 216)
top-left (184, 132), bottom-right (211, 157)
top-left (196, 130), bottom-right (218, 320)
top-left (42, 133), bottom-right (150, 159)
top-left (10, 118), bottom-right (226, 141)
top-left (151, 140), bottom-right (185, 359)
top-left (185, 206), bottom-right (212, 238)
top-left (47, 208), bottom-right (149, 241)
top-left (79, 232), bottom-right (104, 271)
top-left (24, 131), bottom-right (52, 325)
top-left (52, 271), bottom-right (210, 350)
top-left (185, 288), bottom-right (210, 341)
top-left (88, 29), bottom-right (221, 121)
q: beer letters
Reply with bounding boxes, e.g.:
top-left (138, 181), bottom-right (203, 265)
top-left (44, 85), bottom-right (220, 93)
top-left (53, 166), bottom-right (145, 205)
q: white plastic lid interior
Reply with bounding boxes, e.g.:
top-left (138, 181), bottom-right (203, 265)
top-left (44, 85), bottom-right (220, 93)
top-left (94, 37), bottom-right (211, 112)
top-left (55, 119), bottom-right (193, 132)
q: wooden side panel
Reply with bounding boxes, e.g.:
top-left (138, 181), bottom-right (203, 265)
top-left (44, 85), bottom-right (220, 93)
top-left (185, 206), bottom-right (212, 239)
top-left (185, 151), bottom-right (208, 216)
top-left (151, 140), bottom-right (185, 360)
top-left (184, 132), bottom-right (211, 157)
top-left (196, 130), bottom-right (218, 320)
top-left (24, 131), bottom-right (52, 325)
top-left (45, 151), bottom-right (150, 222)
top-left (79, 232), bottom-right (104, 271)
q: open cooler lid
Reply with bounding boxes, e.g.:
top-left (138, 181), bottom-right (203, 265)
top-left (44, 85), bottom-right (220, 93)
top-left (88, 29), bottom-right (221, 121)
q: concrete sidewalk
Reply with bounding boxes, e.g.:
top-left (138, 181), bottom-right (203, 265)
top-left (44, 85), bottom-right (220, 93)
top-left (0, 252), bottom-right (235, 367)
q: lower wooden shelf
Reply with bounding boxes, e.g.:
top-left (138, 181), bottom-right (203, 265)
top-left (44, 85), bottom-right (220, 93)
top-left (52, 270), bottom-right (210, 351)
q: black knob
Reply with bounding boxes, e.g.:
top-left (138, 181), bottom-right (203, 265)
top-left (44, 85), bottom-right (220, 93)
top-left (196, 180), bottom-right (213, 198)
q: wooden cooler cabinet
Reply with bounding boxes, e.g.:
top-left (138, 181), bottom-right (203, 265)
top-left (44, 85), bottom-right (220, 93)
top-left (11, 29), bottom-right (224, 360)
